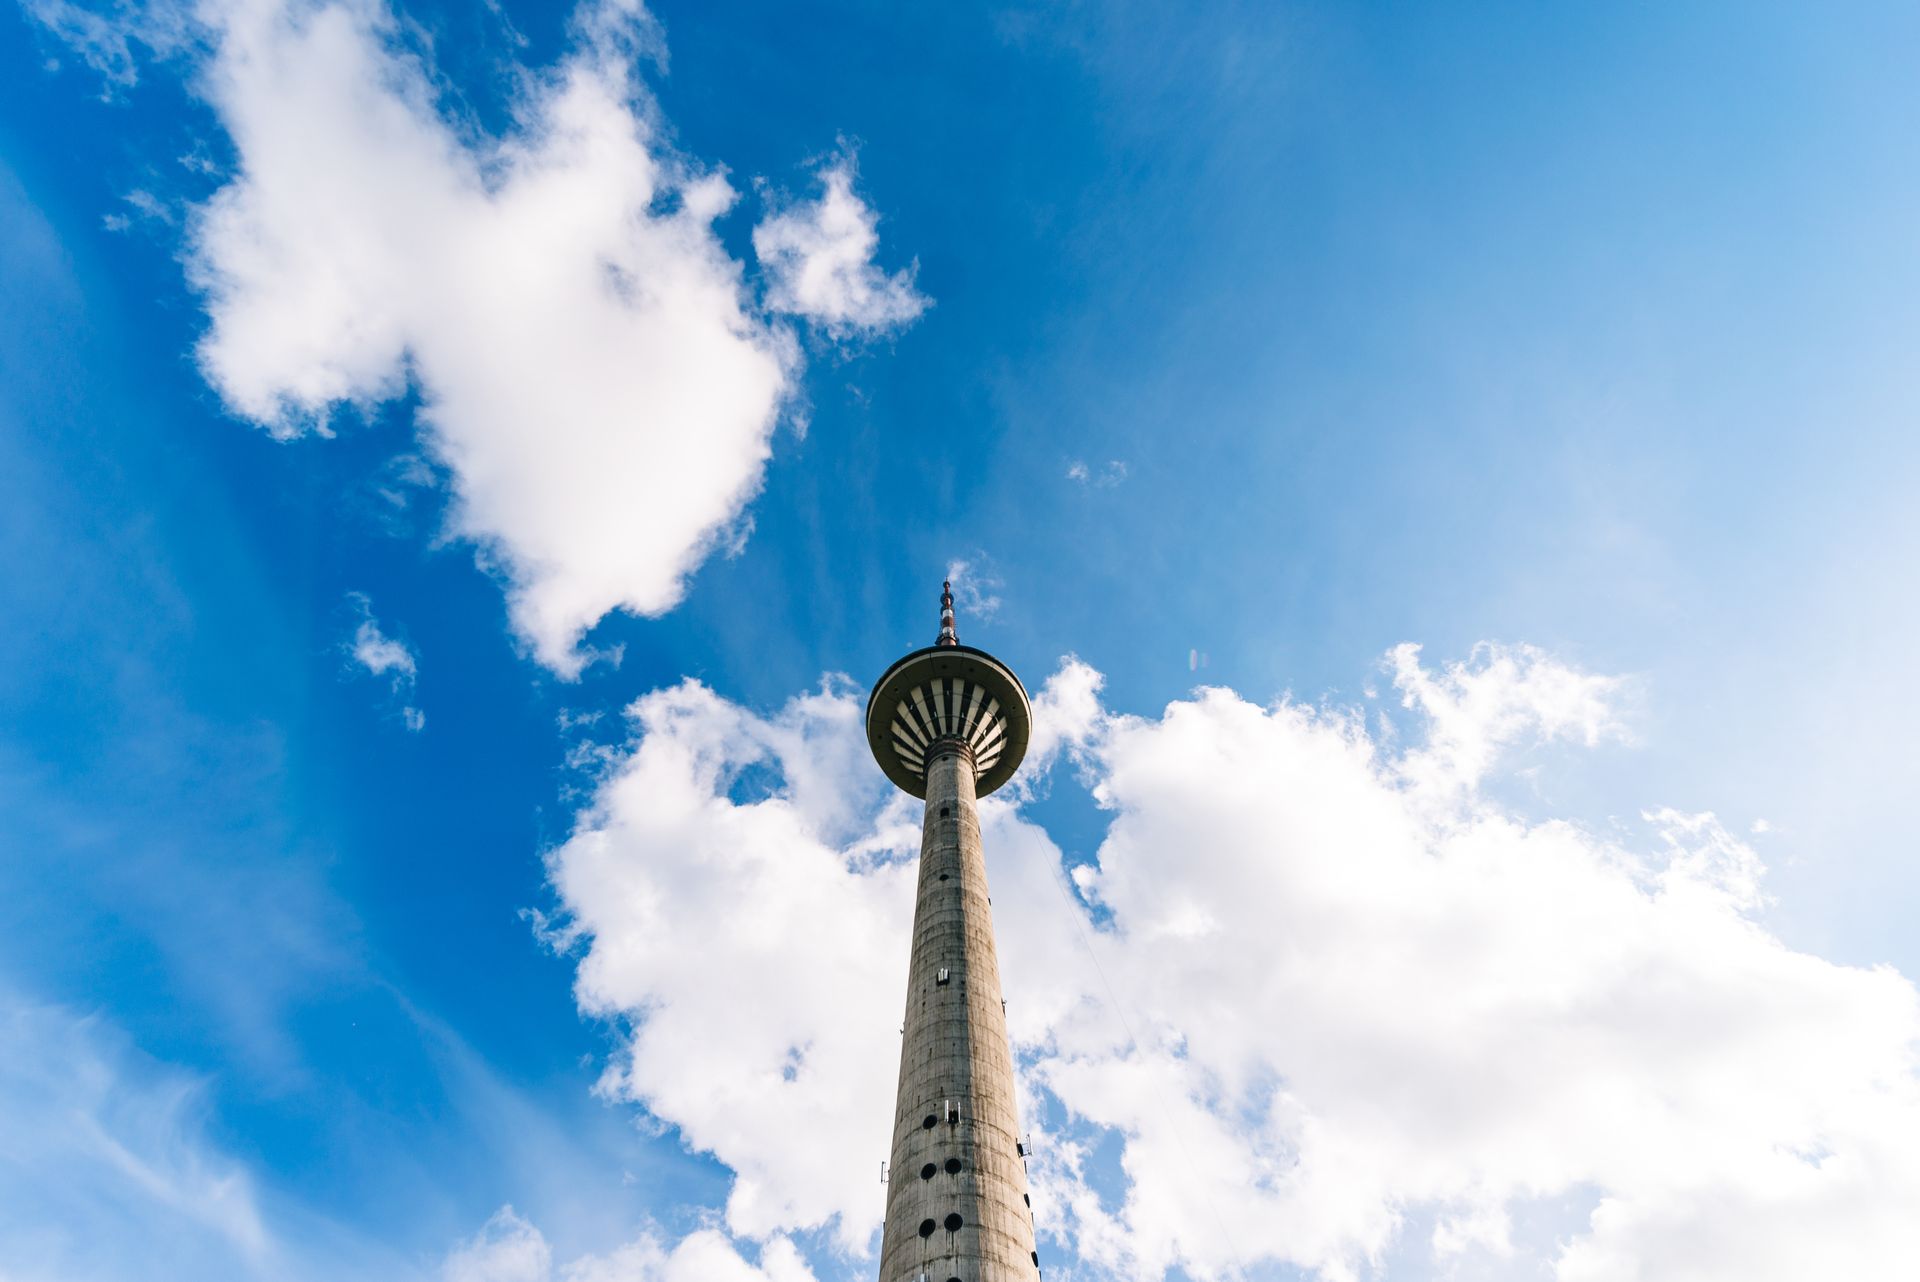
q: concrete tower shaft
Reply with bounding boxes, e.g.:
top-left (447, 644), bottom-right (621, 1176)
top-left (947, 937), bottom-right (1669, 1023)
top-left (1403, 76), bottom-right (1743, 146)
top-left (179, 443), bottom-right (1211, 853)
top-left (869, 584), bottom-right (1039, 1282)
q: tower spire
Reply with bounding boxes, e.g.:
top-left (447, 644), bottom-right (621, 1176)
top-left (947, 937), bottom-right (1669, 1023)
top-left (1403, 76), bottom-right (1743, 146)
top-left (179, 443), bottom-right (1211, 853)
top-left (937, 579), bottom-right (959, 647)
top-left (866, 597), bottom-right (1038, 1282)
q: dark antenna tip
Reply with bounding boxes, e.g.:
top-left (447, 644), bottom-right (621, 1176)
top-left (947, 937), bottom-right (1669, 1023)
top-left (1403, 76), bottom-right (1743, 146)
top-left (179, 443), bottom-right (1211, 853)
top-left (937, 579), bottom-right (958, 647)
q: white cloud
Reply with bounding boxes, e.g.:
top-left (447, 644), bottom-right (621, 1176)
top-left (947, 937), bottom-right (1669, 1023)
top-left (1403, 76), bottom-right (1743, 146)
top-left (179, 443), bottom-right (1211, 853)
top-left (22, 0), bottom-right (189, 90)
top-left (445, 1207), bottom-right (551, 1282)
top-left (444, 1206), bottom-right (818, 1282)
top-left (544, 643), bottom-right (1920, 1280)
top-left (0, 995), bottom-right (274, 1278)
top-left (2, 985), bottom-right (819, 1282)
top-left (943, 556), bottom-right (1002, 625)
top-left (348, 606), bottom-right (415, 682)
top-left (1387, 640), bottom-right (1629, 799)
top-left (102, 188), bottom-right (175, 234)
top-left (753, 158), bottom-right (928, 338)
top-left (543, 677), bottom-right (910, 1248)
top-left (1020, 653), bottom-right (1104, 785)
top-left (1066, 458), bottom-right (1128, 487)
top-left (345, 592), bottom-right (423, 731)
top-left (32, 0), bottom-right (924, 677)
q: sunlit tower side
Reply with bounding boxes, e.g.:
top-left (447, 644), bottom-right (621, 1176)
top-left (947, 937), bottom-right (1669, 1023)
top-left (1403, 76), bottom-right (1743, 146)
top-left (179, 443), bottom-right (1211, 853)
top-left (867, 582), bottom-right (1041, 1282)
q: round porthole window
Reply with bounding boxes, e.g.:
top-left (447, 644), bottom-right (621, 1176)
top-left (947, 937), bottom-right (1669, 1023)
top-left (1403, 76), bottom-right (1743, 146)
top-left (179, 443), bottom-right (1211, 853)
top-left (917, 1219), bottom-right (935, 1238)
top-left (920, 1163), bottom-right (936, 1180)
top-left (922, 1115), bottom-right (937, 1129)
top-left (944, 1157), bottom-right (962, 1174)
top-left (944, 1213), bottom-right (963, 1232)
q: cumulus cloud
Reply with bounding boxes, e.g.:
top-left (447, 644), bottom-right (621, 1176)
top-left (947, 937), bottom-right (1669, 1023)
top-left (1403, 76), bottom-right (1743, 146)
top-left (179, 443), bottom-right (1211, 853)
top-left (444, 1207), bottom-right (817, 1282)
top-left (31, 0), bottom-right (925, 676)
top-left (345, 592), bottom-right (423, 731)
top-left (543, 677), bottom-right (911, 1247)
top-left (544, 643), bottom-right (1920, 1280)
top-left (1017, 667), bottom-right (1919, 1281)
top-left (1020, 653), bottom-right (1104, 783)
top-left (1386, 640), bottom-right (1630, 799)
top-left (753, 158), bottom-right (928, 338)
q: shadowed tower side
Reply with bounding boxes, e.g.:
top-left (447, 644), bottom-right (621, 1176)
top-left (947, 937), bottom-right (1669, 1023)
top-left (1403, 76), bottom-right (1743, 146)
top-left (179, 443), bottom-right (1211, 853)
top-left (867, 583), bottom-right (1041, 1282)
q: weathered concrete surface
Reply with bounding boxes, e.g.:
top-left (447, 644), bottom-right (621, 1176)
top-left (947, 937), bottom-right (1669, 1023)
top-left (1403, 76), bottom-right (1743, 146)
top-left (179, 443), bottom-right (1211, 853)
top-left (877, 742), bottom-right (1039, 1282)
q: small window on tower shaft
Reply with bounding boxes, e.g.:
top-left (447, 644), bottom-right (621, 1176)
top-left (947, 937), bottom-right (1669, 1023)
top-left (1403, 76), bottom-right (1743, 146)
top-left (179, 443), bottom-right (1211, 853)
top-left (936, 967), bottom-right (951, 985)
top-left (940, 805), bottom-right (951, 817)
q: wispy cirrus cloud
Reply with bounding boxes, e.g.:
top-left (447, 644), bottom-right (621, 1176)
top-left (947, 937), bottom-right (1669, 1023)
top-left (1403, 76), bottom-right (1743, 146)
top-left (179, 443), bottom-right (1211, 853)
top-left (0, 995), bottom-right (273, 1278)
top-left (0, 992), bottom-right (830, 1282)
top-left (21, 0), bottom-right (190, 90)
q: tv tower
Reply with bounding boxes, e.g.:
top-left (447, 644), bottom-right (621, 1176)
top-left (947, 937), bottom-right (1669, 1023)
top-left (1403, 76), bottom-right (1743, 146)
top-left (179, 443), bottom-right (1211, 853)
top-left (867, 582), bottom-right (1041, 1281)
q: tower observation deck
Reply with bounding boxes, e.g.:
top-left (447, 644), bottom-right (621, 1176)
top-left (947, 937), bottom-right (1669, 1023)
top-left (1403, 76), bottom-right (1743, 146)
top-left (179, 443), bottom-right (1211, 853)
top-left (867, 582), bottom-right (1041, 1282)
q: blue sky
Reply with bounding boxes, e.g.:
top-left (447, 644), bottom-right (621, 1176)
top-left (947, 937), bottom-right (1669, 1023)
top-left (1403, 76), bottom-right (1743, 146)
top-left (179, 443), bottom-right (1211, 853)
top-left (3, 2), bottom-right (1919, 1279)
